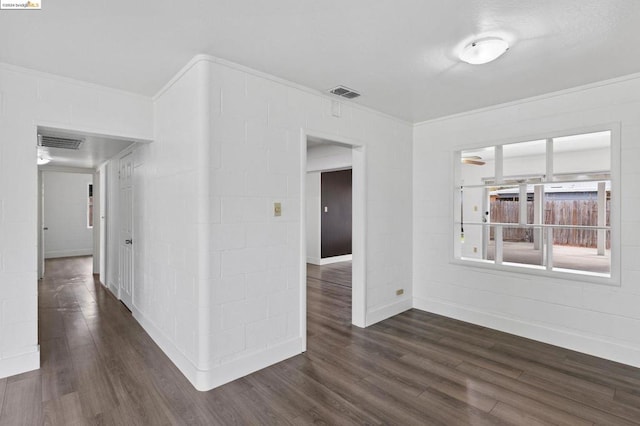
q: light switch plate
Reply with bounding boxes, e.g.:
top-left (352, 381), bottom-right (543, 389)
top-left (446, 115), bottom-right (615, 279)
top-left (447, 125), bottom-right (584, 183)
top-left (274, 202), bottom-right (282, 217)
top-left (331, 100), bottom-right (341, 117)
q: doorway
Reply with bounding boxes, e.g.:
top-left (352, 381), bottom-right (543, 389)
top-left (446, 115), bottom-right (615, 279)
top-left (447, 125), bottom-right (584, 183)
top-left (35, 125), bottom-right (140, 303)
top-left (300, 131), bottom-right (366, 351)
top-left (39, 168), bottom-right (95, 281)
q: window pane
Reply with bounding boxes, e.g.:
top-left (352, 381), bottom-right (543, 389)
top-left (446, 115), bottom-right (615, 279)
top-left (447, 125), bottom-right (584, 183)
top-left (552, 228), bottom-right (610, 274)
top-left (503, 140), bottom-right (546, 180)
top-left (461, 186), bottom-right (488, 224)
top-left (461, 223), bottom-right (486, 259)
top-left (553, 131), bottom-right (610, 176)
top-left (461, 147), bottom-right (494, 185)
top-left (486, 225), bottom-right (497, 262)
top-left (543, 181), bottom-right (610, 226)
top-left (489, 185), bottom-right (522, 224)
top-left (502, 225), bottom-right (544, 267)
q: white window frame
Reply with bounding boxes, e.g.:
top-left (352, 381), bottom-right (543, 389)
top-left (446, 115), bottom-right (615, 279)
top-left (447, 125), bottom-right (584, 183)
top-left (452, 124), bottom-right (620, 286)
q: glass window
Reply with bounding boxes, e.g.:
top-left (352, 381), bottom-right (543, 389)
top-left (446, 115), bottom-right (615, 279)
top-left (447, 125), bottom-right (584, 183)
top-left (456, 130), bottom-right (613, 279)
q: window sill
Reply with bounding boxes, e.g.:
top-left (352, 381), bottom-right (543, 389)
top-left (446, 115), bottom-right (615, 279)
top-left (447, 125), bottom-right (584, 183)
top-left (452, 257), bottom-right (619, 287)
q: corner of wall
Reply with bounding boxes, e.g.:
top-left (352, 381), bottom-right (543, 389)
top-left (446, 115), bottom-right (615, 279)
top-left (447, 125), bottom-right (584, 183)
top-left (366, 299), bottom-right (413, 327)
top-left (195, 338), bottom-right (303, 391)
top-left (0, 347), bottom-right (40, 379)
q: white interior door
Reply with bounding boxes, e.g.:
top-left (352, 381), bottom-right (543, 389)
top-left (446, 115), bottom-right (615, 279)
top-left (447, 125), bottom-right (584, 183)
top-left (119, 152), bottom-right (134, 310)
top-left (38, 171), bottom-right (45, 279)
top-left (99, 166), bottom-right (107, 284)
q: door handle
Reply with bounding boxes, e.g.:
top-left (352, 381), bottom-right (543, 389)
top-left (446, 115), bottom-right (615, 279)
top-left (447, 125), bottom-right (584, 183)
top-left (125, 239), bottom-right (133, 245)
top-left (43, 227), bottom-right (49, 230)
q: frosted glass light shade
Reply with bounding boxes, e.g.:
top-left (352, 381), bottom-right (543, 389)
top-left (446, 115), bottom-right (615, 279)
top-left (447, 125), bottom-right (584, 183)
top-left (459, 37), bottom-right (509, 65)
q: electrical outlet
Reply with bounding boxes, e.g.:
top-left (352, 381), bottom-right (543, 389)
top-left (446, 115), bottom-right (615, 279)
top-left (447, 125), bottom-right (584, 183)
top-left (473, 247), bottom-right (478, 253)
top-left (396, 289), bottom-right (404, 296)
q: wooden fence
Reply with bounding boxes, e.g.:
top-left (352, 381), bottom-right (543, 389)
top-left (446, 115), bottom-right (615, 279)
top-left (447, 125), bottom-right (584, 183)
top-left (490, 200), bottom-right (610, 248)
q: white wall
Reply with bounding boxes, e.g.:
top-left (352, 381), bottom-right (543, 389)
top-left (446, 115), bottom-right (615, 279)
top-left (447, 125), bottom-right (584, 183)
top-left (129, 58), bottom-right (208, 387)
top-left (0, 62), bottom-right (153, 379)
top-left (413, 74), bottom-right (640, 368)
top-left (128, 55), bottom-right (413, 391)
top-left (42, 171), bottom-right (93, 259)
top-left (306, 143), bottom-right (353, 264)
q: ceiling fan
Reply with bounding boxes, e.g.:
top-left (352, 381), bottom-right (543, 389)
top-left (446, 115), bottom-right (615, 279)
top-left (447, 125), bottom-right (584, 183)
top-left (461, 155), bottom-right (486, 166)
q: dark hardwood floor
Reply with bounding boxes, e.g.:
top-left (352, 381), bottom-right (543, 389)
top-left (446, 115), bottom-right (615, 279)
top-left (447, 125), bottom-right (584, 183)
top-left (1, 256), bottom-right (639, 425)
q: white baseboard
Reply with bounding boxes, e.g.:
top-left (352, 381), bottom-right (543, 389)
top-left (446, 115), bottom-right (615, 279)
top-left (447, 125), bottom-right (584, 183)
top-left (200, 338), bottom-right (303, 391)
top-left (413, 296), bottom-right (640, 369)
top-left (132, 308), bottom-right (201, 388)
top-left (134, 307), bottom-right (304, 391)
top-left (0, 346), bottom-right (40, 379)
top-left (107, 281), bottom-right (119, 298)
top-left (307, 254), bottom-right (353, 265)
top-left (366, 298), bottom-right (412, 327)
top-left (45, 249), bottom-right (93, 259)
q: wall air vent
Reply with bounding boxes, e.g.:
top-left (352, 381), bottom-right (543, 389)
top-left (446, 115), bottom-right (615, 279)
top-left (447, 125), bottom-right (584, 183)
top-left (38, 135), bottom-right (84, 150)
top-left (329, 85), bottom-right (361, 99)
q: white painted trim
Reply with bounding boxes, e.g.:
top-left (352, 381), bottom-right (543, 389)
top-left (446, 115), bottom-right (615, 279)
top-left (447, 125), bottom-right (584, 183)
top-left (134, 306), bottom-right (302, 391)
top-left (38, 171), bottom-right (44, 280)
top-left (133, 308), bottom-right (200, 387)
top-left (351, 143), bottom-right (367, 328)
top-left (366, 299), bottom-right (412, 327)
top-left (155, 55), bottom-right (411, 125)
top-left (320, 254), bottom-right (353, 265)
top-left (198, 338), bottom-right (303, 391)
top-left (38, 165), bottom-right (96, 174)
top-left (414, 71), bottom-right (640, 126)
top-left (299, 129), bottom-right (308, 352)
top-left (306, 254), bottom-right (353, 266)
top-left (107, 282), bottom-right (119, 297)
top-left (413, 296), bottom-right (640, 369)
top-left (0, 346), bottom-right (40, 379)
top-left (45, 249), bottom-right (94, 259)
top-left (0, 61), bottom-right (152, 102)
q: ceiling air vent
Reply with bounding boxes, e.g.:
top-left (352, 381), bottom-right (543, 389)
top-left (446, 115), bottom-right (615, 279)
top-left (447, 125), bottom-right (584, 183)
top-left (38, 135), bottom-right (84, 150)
top-left (329, 85), bottom-right (361, 99)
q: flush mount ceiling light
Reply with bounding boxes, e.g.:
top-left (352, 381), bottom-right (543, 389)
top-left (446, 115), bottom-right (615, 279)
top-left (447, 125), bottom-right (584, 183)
top-left (459, 37), bottom-right (509, 65)
top-left (37, 156), bottom-right (51, 165)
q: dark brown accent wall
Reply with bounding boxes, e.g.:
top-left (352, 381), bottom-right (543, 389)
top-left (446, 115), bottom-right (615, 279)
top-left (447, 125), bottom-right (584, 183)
top-left (321, 169), bottom-right (352, 258)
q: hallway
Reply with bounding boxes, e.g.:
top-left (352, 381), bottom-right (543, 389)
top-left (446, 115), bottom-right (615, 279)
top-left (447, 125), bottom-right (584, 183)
top-left (1, 257), bottom-right (639, 424)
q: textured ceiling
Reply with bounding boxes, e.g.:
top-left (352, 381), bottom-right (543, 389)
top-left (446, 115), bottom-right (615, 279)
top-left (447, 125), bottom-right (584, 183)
top-left (2, 0), bottom-right (640, 122)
